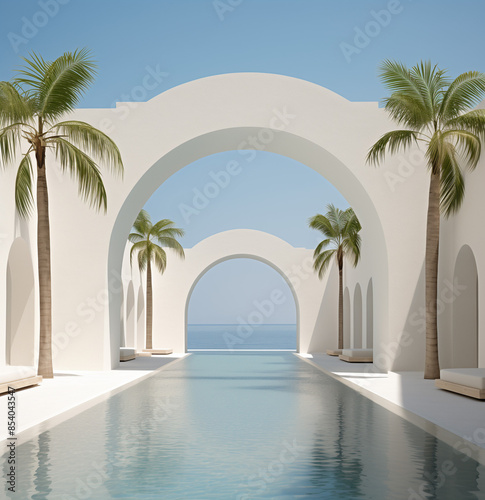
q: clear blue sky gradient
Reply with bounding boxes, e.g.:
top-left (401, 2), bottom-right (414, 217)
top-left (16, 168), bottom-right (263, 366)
top-left (1, 1), bottom-right (484, 323)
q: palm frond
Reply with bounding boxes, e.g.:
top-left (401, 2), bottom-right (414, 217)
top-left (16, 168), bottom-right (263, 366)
top-left (130, 240), bottom-right (147, 269)
top-left (0, 123), bottom-right (23, 165)
top-left (446, 109), bottom-right (485, 140)
top-left (54, 137), bottom-right (107, 212)
top-left (382, 93), bottom-right (429, 129)
top-left (443, 129), bottom-right (481, 171)
top-left (313, 249), bottom-right (335, 279)
top-left (367, 130), bottom-right (419, 165)
top-left (440, 71), bottom-right (485, 120)
top-left (150, 244), bottom-right (167, 273)
top-left (14, 154), bottom-right (34, 218)
top-left (440, 142), bottom-right (465, 217)
top-left (132, 209), bottom-right (152, 236)
top-left (0, 82), bottom-right (36, 127)
top-left (313, 238), bottom-right (331, 259)
top-left (308, 213), bottom-right (337, 238)
top-left (50, 120), bottom-right (123, 176)
top-left (15, 48), bottom-right (97, 120)
top-left (128, 231), bottom-right (145, 244)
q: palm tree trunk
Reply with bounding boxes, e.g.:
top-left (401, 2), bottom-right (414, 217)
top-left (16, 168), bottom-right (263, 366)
top-left (146, 259), bottom-right (153, 350)
top-left (424, 171), bottom-right (441, 379)
top-left (338, 261), bottom-right (344, 350)
top-left (36, 146), bottom-right (53, 378)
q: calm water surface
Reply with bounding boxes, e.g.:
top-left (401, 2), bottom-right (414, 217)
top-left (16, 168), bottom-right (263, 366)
top-left (5, 353), bottom-right (485, 499)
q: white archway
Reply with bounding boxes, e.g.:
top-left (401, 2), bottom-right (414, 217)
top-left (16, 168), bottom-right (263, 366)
top-left (452, 245), bottom-right (478, 368)
top-left (343, 287), bottom-right (351, 349)
top-left (366, 279), bottom-right (374, 349)
top-left (6, 238), bottom-right (35, 366)
top-left (353, 284), bottom-right (363, 348)
top-left (125, 281), bottom-right (135, 348)
top-left (185, 257), bottom-right (298, 351)
top-left (23, 72), bottom-right (437, 370)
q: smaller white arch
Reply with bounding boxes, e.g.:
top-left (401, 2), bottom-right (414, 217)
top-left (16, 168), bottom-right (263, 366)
top-left (343, 287), bottom-right (351, 349)
top-left (125, 281), bottom-right (135, 348)
top-left (353, 284), bottom-right (363, 348)
top-left (6, 238), bottom-right (35, 366)
top-left (150, 229), bottom-right (329, 354)
top-left (452, 245), bottom-right (478, 368)
top-left (136, 286), bottom-right (145, 351)
top-left (366, 279), bottom-right (374, 349)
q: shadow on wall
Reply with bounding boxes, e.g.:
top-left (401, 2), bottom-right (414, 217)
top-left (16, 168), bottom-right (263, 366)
top-left (308, 264), bottom-right (338, 352)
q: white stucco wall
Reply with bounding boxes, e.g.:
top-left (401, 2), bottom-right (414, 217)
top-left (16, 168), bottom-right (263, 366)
top-left (0, 72), bottom-right (482, 372)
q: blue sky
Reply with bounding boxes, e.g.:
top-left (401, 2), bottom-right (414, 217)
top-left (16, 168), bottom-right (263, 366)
top-left (1, 0), bottom-right (484, 324)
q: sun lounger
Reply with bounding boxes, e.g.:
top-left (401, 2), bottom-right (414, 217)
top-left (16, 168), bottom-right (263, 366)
top-left (120, 347), bottom-right (136, 361)
top-left (339, 348), bottom-right (373, 363)
top-left (0, 366), bottom-right (42, 394)
top-left (435, 368), bottom-right (485, 400)
top-left (142, 349), bottom-right (173, 355)
top-left (326, 349), bottom-right (343, 356)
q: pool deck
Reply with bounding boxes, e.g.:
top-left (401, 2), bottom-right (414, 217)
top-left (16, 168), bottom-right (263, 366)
top-left (0, 354), bottom-right (188, 444)
top-left (298, 353), bottom-right (485, 465)
top-left (2, 351), bottom-right (485, 466)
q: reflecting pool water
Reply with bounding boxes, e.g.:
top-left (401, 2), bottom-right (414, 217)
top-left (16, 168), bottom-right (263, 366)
top-left (5, 353), bottom-right (485, 499)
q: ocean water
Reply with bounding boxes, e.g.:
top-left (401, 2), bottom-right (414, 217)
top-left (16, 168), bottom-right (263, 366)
top-left (6, 352), bottom-right (485, 499)
top-left (187, 324), bottom-right (297, 350)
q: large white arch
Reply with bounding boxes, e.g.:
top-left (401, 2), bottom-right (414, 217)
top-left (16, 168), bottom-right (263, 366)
top-left (151, 229), bottom-right (332, 353)
top-left (1, 72), bottom-right (434, 370)
top-left (353, 284), bottom-right (363, 348)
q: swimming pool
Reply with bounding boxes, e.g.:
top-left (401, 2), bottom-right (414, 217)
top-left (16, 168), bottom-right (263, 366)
top-left (6, 353), bottom-right (485, 499)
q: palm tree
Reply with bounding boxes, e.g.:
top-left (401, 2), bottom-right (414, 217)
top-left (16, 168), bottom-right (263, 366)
top-left (309, 204), bottom-right (361, 350)
top-left (129, 210), bottom-right (185, 350)
top-left (0, 49), bottom-right (123, 378)
top-left (367, 61), bottom-right (485, 379)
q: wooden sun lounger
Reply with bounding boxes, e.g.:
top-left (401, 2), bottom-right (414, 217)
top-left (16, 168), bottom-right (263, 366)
top-left (326, 349), bottom-right (342, 356)
top-left (0, 376), bottom-right (42, 394)
top-left (435, 368), bottom-right (485, 400)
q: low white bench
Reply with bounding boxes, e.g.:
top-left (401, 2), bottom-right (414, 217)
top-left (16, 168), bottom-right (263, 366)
top-left (120, 348), bottom-right (136, 361)
top-left (436, 368), bottom-right (485, 400)
top-left (142, 349), bottom-right (173, 355)
top-left (339, 348), bottom-right (373, 363)
top-left (0, 366), bottom-right (42, 394)
top-left (326, 349), bottom-right (342, 356)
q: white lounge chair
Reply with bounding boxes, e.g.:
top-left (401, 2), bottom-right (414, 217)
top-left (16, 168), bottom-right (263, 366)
top-left (0, 366), bottom-right (42, 394)
top-left (120, 347), bottom-right (136, 361)
top-left (339, 348), bottom-right (373, 363)
top-left (142, 349), bottom-right (173, 355)
top-left (435, 368), bottom-right (485, 400)
top-left (326, 349), bottom-right (342, 356)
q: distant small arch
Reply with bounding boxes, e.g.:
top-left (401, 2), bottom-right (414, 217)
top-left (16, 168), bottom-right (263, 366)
top-left (6, 238), bottom-right (35, 366)
top-left (366, 279), bottom-right (374, 348)
top-left (353, 284), bottom-right (362, 348)
top-left (125, 281), bottom-right (135, 348)
top-left (452, 245), bottom-right (478, 368)
top-left (343, 287), bottom-right (351, 349)
top-left (137, 286), bottom-right (145, 351)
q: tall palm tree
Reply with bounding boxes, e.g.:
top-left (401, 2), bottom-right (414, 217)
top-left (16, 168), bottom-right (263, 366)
top-left (129, 210), bottom-right (185, 350)
top-left (0, 49), bottom-right (123, 378)
top-left (367, 61), bottom-right (485, 379)
top-left (309, 205), bottom-right (361, 350)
